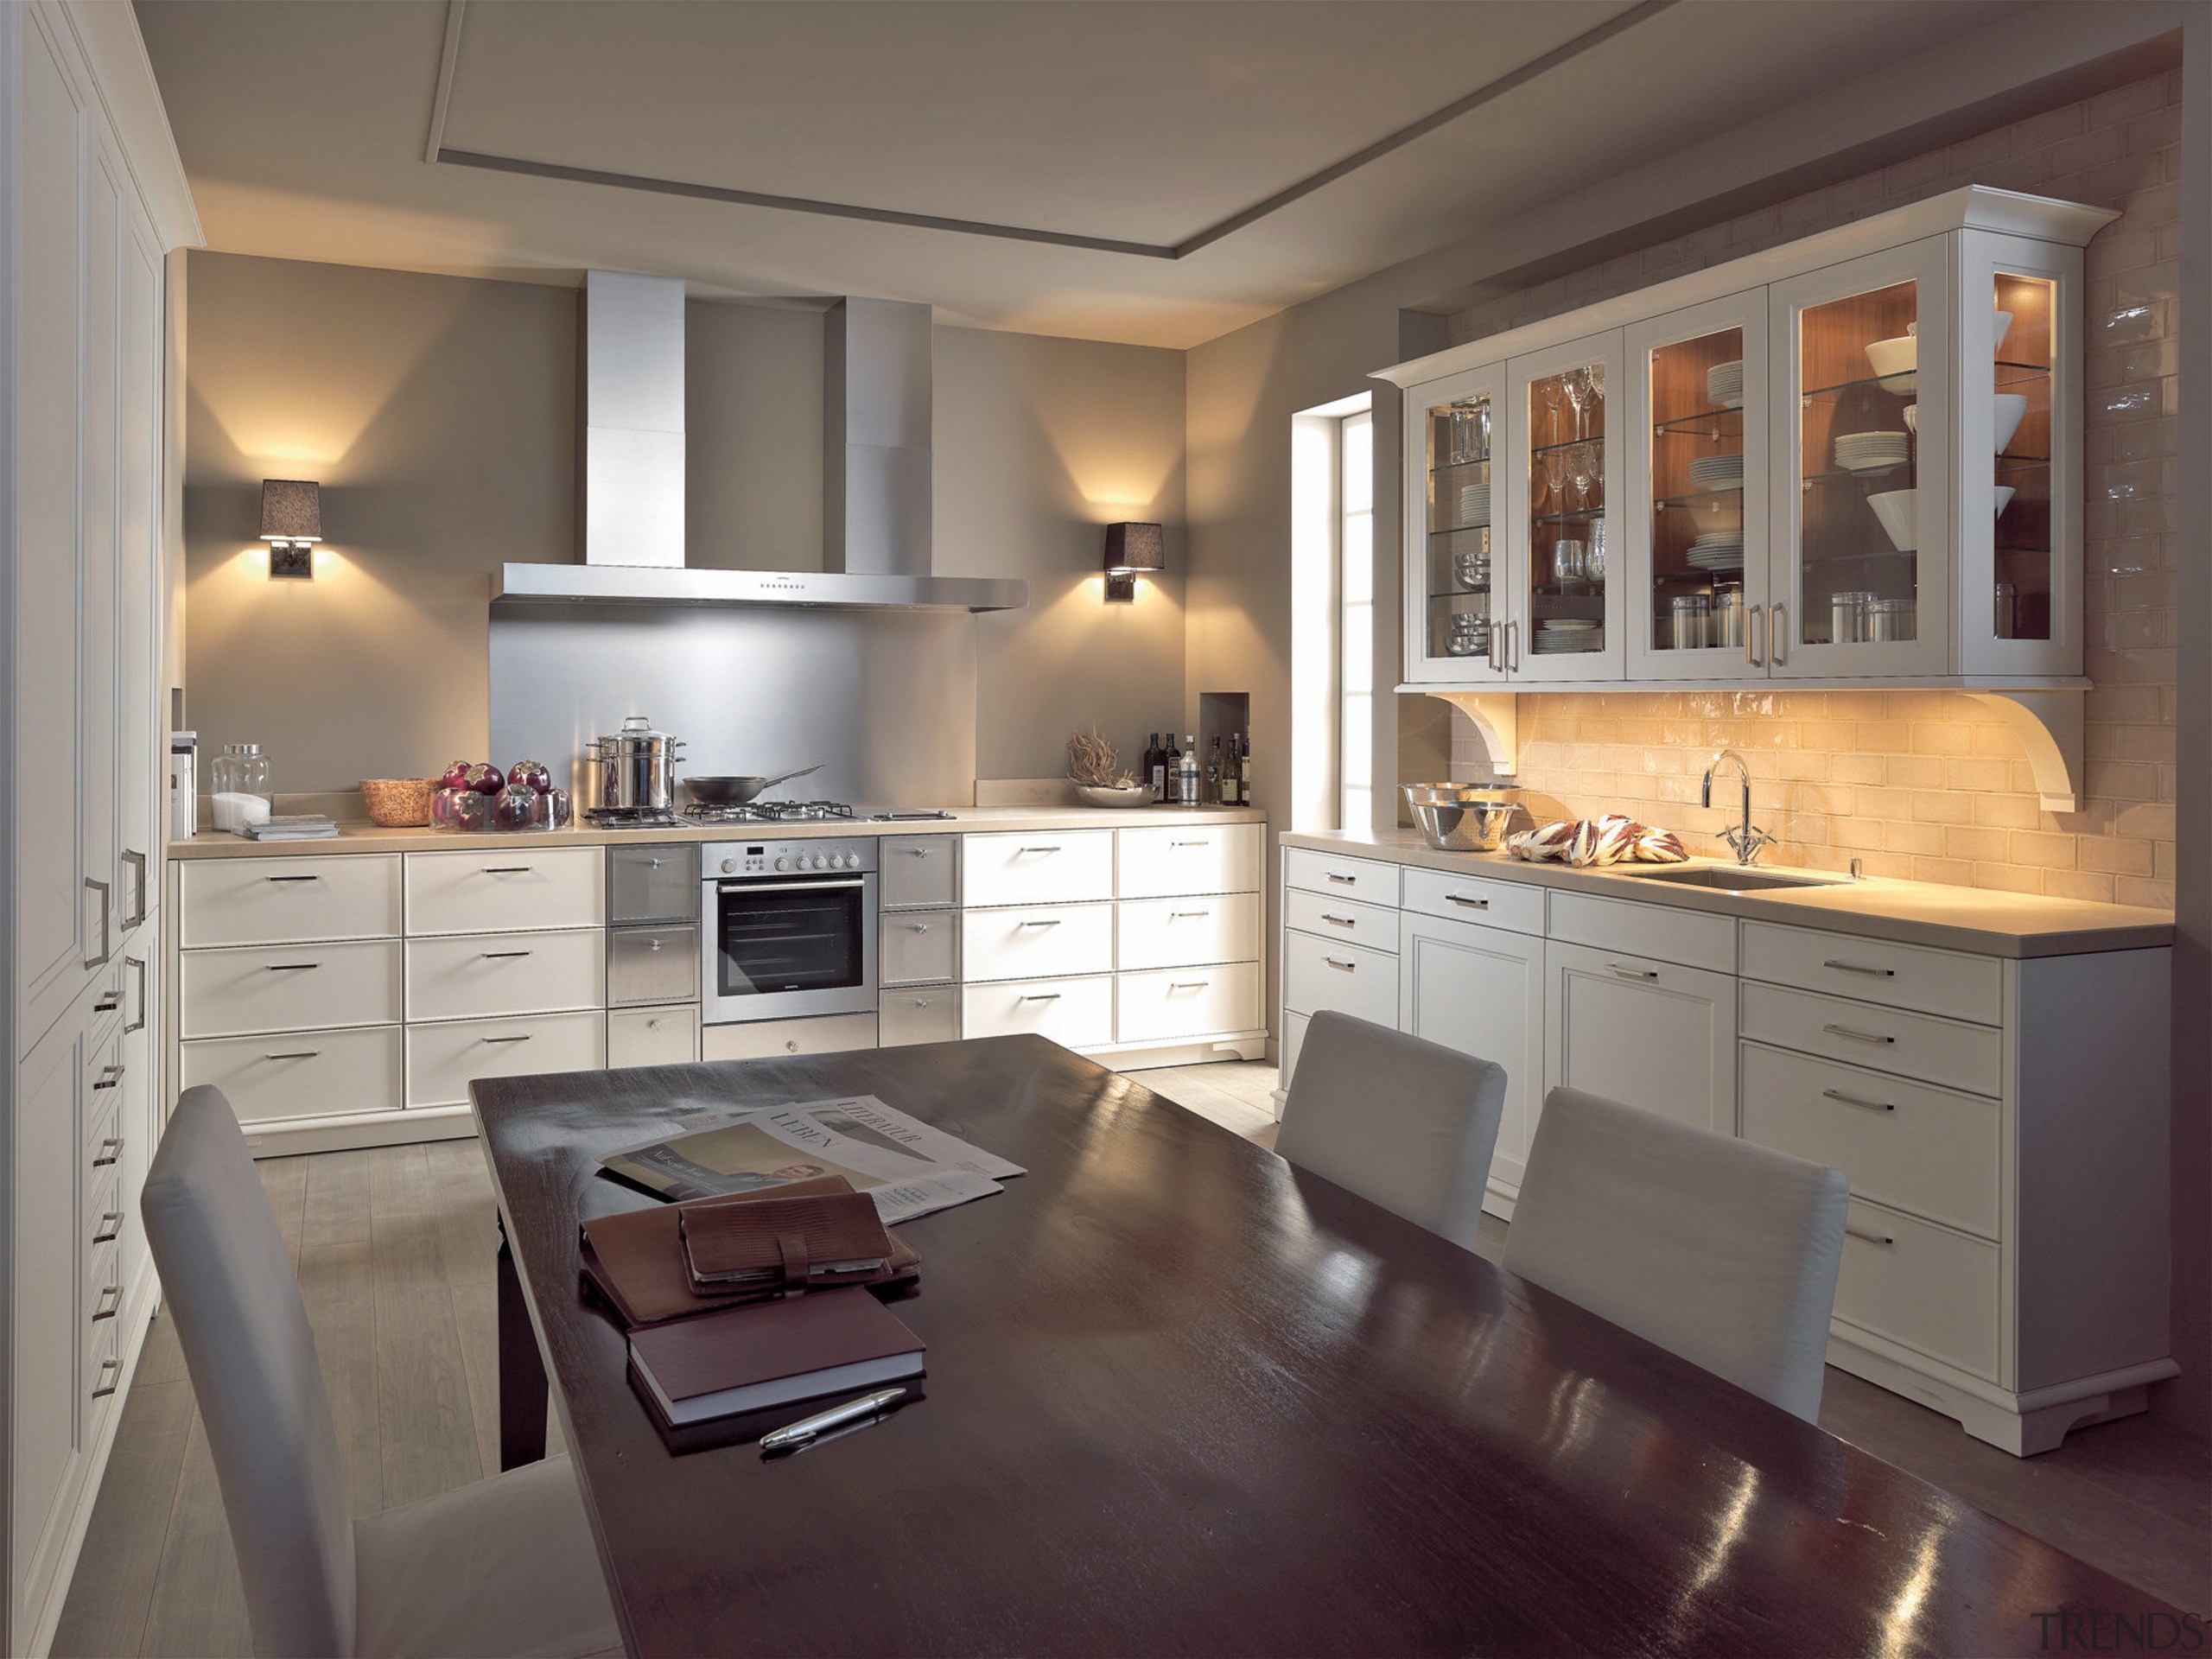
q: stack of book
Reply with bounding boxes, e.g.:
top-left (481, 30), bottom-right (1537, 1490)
top-left (238, 814), bottom-right (339, 841)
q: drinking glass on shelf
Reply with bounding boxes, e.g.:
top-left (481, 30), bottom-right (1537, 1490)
top-left (1562, 371), bottom-right (1590, 442)
top-left (1587, 364), bottom-right (1605, 435)
top-left (1538, 377), bottom-right (1566, 446)
top-left (1541, 448), bottom-right (1568, 518)
top-left (1568, 443), bottom-right (1598, 513)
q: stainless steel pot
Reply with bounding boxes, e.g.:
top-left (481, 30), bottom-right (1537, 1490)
top-left (593, 715), bottom-right (686, 812)
top-left (1402, 784), bottom-right (1522, 853)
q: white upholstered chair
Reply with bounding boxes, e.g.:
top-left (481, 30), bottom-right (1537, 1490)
top-left (1274, 1010), bottom-right (1508, 1251)
top-left (1501, 1085), bottom-right (1849, 1422)
top-left (141, 1085), bottom-right (624, 1659)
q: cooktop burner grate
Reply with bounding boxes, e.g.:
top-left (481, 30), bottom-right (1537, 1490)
top-left (681, 799), bottom-right (860, 825)
top-left (581, 805), bottom-right (683, 829)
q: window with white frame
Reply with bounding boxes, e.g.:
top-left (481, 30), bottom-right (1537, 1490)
top-left (1338, 410), bottom-right (1374, 832)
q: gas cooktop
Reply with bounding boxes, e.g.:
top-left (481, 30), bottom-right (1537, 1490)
top-left (580, 801), bottom-right (957, 829)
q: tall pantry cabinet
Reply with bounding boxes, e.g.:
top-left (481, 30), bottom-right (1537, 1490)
top-left (4, 6), bottom-right (197, 1651)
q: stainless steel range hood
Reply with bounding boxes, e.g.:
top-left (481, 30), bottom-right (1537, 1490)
top-left (494, 277), bottom-right (1026, 614)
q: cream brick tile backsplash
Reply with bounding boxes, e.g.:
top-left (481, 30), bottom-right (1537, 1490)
top-left (1441, 71), bottom-right (2179, 912)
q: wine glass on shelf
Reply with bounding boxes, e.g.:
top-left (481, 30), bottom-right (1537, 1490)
top-left (1562, 371), bottom-right (1590, 442)
top-left (1538, 377), bottom-right (1566, 447)
top-left (1587, 364), bottom-right (1605, 438)
top-left (1541, 448), bottom-right (1569, 522)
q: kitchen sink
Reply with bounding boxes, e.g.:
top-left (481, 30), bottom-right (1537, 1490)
top-left (1621, 866), bottom-right (1841, 892)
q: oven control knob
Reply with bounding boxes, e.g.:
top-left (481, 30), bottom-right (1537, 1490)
top-left (721, 858), bottom-right (735, 874)
top-left (811, 855), bottom-right (828, 871)
top-left (829, 853), bottom-right (847, 869)
top-left (774, 856), bottom-right (790, 871)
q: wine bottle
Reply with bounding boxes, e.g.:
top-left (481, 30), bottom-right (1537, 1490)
top-left (1144, 733), bottom-right (1163, 801)
top-left (1179, 735), bottom-right (1199, 806)
top-left (1205, 736), bottom-right (1223, 805)
top-left (1238, 734), bottom-right (1252, 803)
top-left (1223, 733), bottom-right (1243, 805)
top-left (1159, 734), bottom-right (1179, 804)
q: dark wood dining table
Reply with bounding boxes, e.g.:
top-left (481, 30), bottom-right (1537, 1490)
top-left (473, 1034), bottom-right (2180, 1657)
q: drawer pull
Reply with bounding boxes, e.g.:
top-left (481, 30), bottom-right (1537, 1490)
top-left (1171, 840), bottom-right (1211, 848)
top-left (482, 1033), bottom-right (533, 1044)
top-left (124, 849), bottom-right (149, 928)
top-left (93, 1211), bottom-right (124, 1244)
top-left (1821, 1088), bottom-right (1896, 1114)
top-left (263, 1050), bottom-right (321, 1061)
top-left (91, 1357), bottom-right (122, 1399)
top-left (1317, 913), bottom-right (1356, 927)
top-left (906, 922), bottom-right (931, 933)
top-left (126, 956), bottom-right (148, 1034)
top-left (1446, 893), bottom-right (1491, 910)
top-left (1822, 1023), bottom-right (1896, 1046)
top-left (93, 1064), bottom-right (124, 1091)
top-left (1021, 993), bottom-right (1062, 1002)
top-left (92, 1283), bottom-right (123, 1320)
top-left (1845, 1224), bottom-right (1895, 1247)
top-left (265, 874), bottom-right (321, 883)
top-left (1017, 846), bottom-right (1061, 855)
top-left (92, 1137), bottom-right (124, 1167)
top-left (1323, 957), bottom-right (1357, 972)
top-left (899, 847), bottom-right (930, 856)
top-left (1606, 964), bottom-right (1660, 981)
top-left (481, 950), bottom-right (533, 959)
top-left (1822, 958), bottom-right (1897, 978)
top-left (647, 857), bottom-right (664, 868)
top-left (266, 962), bottom-right (321, 972)
top-left (1325, 872), bottom-right (1357, 885)
top-left (1171, 909), bottom-right (1212, 918)
top-left (1020, 918), bottom-right (1063, 928)
top-left (94, 988), bottom-right (121, 1014)
top-left (912, 998), bottom-right (931, 1008)
top-left (1168, 981), bottom-right (1210, 991)
top-left (480, 866), bottom-right (534, 875)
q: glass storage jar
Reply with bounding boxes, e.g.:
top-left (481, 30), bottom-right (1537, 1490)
top-left (209, 741), bottom-right (274, 831)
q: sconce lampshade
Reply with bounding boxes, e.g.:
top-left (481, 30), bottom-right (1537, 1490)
top-left (1102, 521), bottom-right (1165, 575)
top-left (258, 479), bottom-right (322, 543)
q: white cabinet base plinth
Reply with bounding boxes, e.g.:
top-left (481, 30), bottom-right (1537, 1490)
top-left (237, 1103), bottom-right (480, 1158)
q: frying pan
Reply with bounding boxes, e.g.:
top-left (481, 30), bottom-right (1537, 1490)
top-left (683, 765), bottom-right (823, 806)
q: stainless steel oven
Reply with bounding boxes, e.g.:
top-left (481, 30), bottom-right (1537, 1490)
top-left (699, 837), bottom-right (877, 1025)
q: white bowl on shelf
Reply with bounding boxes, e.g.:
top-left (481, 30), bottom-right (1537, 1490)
top-left (1993, 393), bottom-right (2029, 454)
top-left (1903, 404), bottom-right (1917, 435)
top-left (1865, 334), bottom-right (1917, 391)
top-left (1993, 310), bottom-right (2015, 353)
top-left (1993, 485), bottom-right (2016, 519)
top-left (1866, 488), bottom-right (1916, 553)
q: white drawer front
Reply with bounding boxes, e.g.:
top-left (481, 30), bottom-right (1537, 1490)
top-left (701, 1012), bottom-right (879, 1062)
top-left (405, 928), bottom-right (605, 1022)
top-left (1116, 823), bottom-right (1262, 899)
top-left (1739, 982), bottom-right (2003, 1098)
top-left (1281, 931), bottom-right (1397, 1027)
top-left (962, 903), bottom-right (1114, 982)
top-left (1546, 889), bottom-right (1736, 974)
top-left (1281, 888), bottom-right (1398, 955)
top-left (181, 855), bottom-right (402, 947)
top-left (1116, 963), bottom-right (1261, 1046)
top-left (961, 831), bottom-right (1114, 907)
top-left (1281, 847), bottom-right (1400, 906)
top-left (1118, 893), bottom-right (1261, 971)
top-left (180, 938), bottom-right (403, 1039)
top-left (181, 1026), bottom-right (404, 1124)
top-left (404, 847), bottom-right (604, 936)
top-left (607, 1005), bottom-right (700, 1069)
top-left (1740, 1042), bottom-right (1999, 1238)
top-left (1401, 867), bottom-right (1545, 937)
top-left (1834, 1196), bottom-right (2001, 1381)
top-left (880, 989), bottom-right (961, 1048)
top-left (961, 976), bottom-right (1115, 1047)
top-left (1741, 922), bottom-right (2003, 1027)
top-left (406, 1010), bottom-right (605, 1107)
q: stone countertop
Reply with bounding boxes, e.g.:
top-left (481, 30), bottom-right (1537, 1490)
top-left (1281, 828), bottom-right (2174, 960)
top-left (168, 804), bottom-right (1267, 859)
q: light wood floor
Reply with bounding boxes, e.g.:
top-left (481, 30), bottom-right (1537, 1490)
top-left (55, 1062), bottom-right (2208, 1654)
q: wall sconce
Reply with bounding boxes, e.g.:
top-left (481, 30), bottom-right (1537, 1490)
top-left (1102, 521), bottom-right (1163, 603)
top-left (259, 479), bottom-right (322, 579)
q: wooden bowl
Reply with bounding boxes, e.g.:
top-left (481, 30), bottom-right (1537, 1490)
top-left (360, 778), bottom-right (435, 827)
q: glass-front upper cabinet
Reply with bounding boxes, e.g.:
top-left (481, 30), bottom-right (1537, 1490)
top-left (1624, 293), bottom-right (1770, 682)
top-left (1402, 363), bottom-right (1505, 683)
top-left (1503, 329), bottom-right (1623, 682)
top-left (1770, 241), bottom-right (1953, 677)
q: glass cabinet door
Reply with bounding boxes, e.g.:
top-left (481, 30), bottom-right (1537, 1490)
top-left (1506, 330), bottom-right (1622, 681)
top-left (1404, 365), bottom-right (1504, 682)
top-left (1770, 244), bottom-right (1952, 676)
top-left (1624, 294), bottom-right (1769, 681)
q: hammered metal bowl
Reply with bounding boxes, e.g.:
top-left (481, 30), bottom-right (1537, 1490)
top-left (1402, 784), bottom-right (1522, 852)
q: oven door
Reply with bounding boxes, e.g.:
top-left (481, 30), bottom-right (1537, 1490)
top-left (702, 872), bottom-right (877, 1023)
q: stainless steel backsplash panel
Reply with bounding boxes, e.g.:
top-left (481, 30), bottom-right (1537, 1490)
top-left (489, 605), bottom-right (977, 808)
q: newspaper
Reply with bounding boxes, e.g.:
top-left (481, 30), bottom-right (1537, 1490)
top-left (600, 1095), bottom-right (1023, 1224)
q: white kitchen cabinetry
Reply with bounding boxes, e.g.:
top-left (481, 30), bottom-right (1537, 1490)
top-left (1278, 849), bottom-right (1404, 1105)
top-left (1543, 938), bottom-right (1738, 1137)
top-left (6, 4), bottom-right (199, 1649)
top-left (1399, 911), bottom-right (1544, 1205)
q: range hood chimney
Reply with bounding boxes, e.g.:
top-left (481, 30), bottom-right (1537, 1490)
top-left (493, 278), bottom-right (1023, 613)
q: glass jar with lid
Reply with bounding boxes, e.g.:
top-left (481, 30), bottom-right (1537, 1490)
top-left (209, 742), bottom-right (274, 830)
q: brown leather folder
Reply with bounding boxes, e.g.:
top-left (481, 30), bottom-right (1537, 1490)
top-left (580, 1177), bottom-right (918, 1329)
top-left (679, 1190), bottom-right (898, 1292)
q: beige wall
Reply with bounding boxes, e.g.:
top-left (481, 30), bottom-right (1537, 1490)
top-left (181, 255), bottom-right (1185, 793)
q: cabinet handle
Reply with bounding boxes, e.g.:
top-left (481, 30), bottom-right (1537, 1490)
top-left (1845, 1224), bottom-right (1895, 1247)
top-left (92, 1283), bottom-right (124, 1320)
top-left (1021, 993), bottom-right (1062, 1002)
top-left (1605, 963), bottom-right (1660, 980)
top-left (94, 985), bottom-right (121, 1014)
top-left (1325, 872), bottom-right (1357, 886)
top-left (1505, 620), bottom-right (1520, 671)
top-left (265, 874), bottom-right (321, 883)
top-left (1323, 957), bottom-right (1357, 972)
top-left (1821, 1088), bottom-right (1896, 1114)
top-left (1317, 913), bottom-right (1356, 927)
top-left (91, 1357), bottom-right (122, 1399)
top-left (647, 857), bottom-right (663, 868)
top-left (1171, 840), bottom-right (1211, 848)
top-left (482, 1033), bottom-right (533, 1044)
top-left (266, 962), bottom-right (321, 971)
top-left (126, 956), bottom-right (147, 1034)
top-left (907, 922), bottom-right (931, 933)
top-left (1017, 846), bottom-right (1061, 855)
top-left (481, 950), bottom-right (533, 959)
top-left (1168, 981), bottom-right (1210, 991)
top-left (123, 850), bottom-right (149, 928)
top-left (1171, 910), bottom-right (1211, 918)
top-left (1772, 602), bottom-right (1789, 664)
top-left (263, 1050), bottom-right (321, 1061)
top-left (899, 847), bottom-right (929, 856)
top-left (93, 1064), bottom-right (124, 1090)
top-left (93, 1211), bottom-right (124, 1244)
top-left (912, 998), bottom-right (931, 1009)
top-left (1822, 1023), bottom-right (1896, 1046)
top-left (1821, 958), bottom-right (1897, 978)
top-left (1020, 918), bottom-right (1063, 928)
top-left (92, 1137), bottom-right (124, 1167)
top-left (1445, 893), bottom-right (1490, 910)
top-left (84, 878), bottom-right (113, 969)
top-left (1487, 620), bottom-right (1501, 674)
top-left (1747, 604), bottom-right (1765, 667)
top-left (480, 866), bottom-right (533, 874)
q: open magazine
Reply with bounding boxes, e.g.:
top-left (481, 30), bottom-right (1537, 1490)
top-left (600, 1095), bottom-right (1026, 1224)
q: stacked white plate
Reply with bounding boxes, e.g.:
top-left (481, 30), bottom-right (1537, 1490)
top-left (1834, 430), bottom-right (1910, 475)
top-left (1707, 360), bottom-right (1745, 409)
top-left (1458, 482), bottom-right (1491, 525)
top-left (1533, 618), bottom-right (1601, 653)
top-left (1688, 452), bottom-right (1745, 492)
top-left (1687, 530), bottom-right (1745, 570)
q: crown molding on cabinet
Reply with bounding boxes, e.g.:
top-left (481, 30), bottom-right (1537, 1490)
top-left (57, 0), bottom-right (201, 251)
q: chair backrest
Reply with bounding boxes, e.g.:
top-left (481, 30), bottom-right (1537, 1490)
top-left (141, 1087), bottom-right (357, 1657)
top-left (1276, 1010), bottom-right (1507, 1250)
top-left (1501, 1086), bottom-right (1848, 1421)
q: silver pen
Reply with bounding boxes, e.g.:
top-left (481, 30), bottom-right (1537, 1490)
top-left (759, 1386), bottom-right (909, 1452)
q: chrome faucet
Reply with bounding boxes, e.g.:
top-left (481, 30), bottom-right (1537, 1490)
top-left (1701, 748), bottom-right (1775, 866)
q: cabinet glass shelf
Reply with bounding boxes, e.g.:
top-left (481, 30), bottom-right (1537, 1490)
top-left (1803, 360), bottom-right (2051, 407)
top-left (1656, 485), bottom-right (1746, 513)
top-left (1428, 523), bottom-right (1492, 537)
top-left (1529, 506), bottom-right (1604, 528)
top-left (1654, 406), bottom-right (1746, 440)
top-left (1530, 434), bottom-right (1607, 460)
